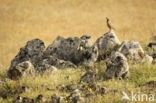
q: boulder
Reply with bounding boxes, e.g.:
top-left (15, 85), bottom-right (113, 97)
top-left (37, 56), bottom-right (77, 71)
top-left (142, 54), bottom-right (153, 64)
top-left (7, 38), bottom-right (45, 79)
top-left (80, 69), bottom-right (97, 83)
top-left (94, 31), bottom-right (120, 60)
top-left (44, 35), bottom-right (98, 66)
top-left (7, 61), bottom-right (34, 80)
top-left (118, 40), bottom-right (145, 63)
top-left (104, 52), bottom-right (129, 80)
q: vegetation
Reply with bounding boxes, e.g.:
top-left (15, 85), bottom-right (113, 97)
top-left (0, 0), bottom-right (156, 103)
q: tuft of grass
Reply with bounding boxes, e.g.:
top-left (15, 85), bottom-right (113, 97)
top-left (129, 64), bottom-right (156, 86)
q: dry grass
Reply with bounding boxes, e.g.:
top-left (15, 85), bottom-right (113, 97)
top-left (0, 0), bottom-right (156, 103)
top-left (0, 64), bottom-right (156, 103)
top-left (0, 0), bottom-right (156, 70)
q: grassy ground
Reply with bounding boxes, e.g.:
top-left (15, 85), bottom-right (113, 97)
top-left (0, 0), bottom-right (156, 103)
top-left (0, 63), bottom-right (156, 103)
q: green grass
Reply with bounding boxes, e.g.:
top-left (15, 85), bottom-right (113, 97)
top-left (0, 63), bottom-right (156, 103)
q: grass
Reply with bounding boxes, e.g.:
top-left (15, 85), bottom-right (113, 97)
top-left (0, 0), bottom-right (156, 103)
top-left (0, 0), bottom-right (156, 69)
top-left (0, 64), bottom-right (156, 103)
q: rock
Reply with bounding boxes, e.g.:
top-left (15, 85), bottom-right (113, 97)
top-left (94, 31), bottom-right (120, 60)
top-left (15, 86), bottom-right (30, 94)
top-left (44, 35), bottom-right (98, 66)
top-left (7, 35), bottom-right (98, 76)
top-left (87, 83), bottom-right (108, 95)
top-left (57, 83), bottom-right (79, 93)
top-left (142, 81), bottom-right (156, 88)
top-left (22, 97), bottom-right (28, 103)
top-left (81, 45), bottom-right (98, 66)
top-left (148, 42), bottom-right (156, 51)
top-left (11, 38), bottom-right (45, 69)
top-left (88, 83), bottom-right (100, 92)
top-left (118, 40), bottom-right (145, 63)
top-left (13, 96), bottom-right (35, 103)
top-left (35, 57), bottom-right (59, 72)
top-left (139, 81), bottom-right (156, 94)
top-left (104, 52), bottom-right (129, 80)
top-left (7, 38), bottom-right (45, 79)
top-left (56, 60), bottom-right (77, 68)
top-left (9, 48), bottom-right (30, 70)
top-left (35, 94), bottom-right (46, 103)
top-left (84, 92), bottom-right (96, 103)
top-left (0, 88), bottom-right (21, 99)
top-left (78, 34), bottom-right (91, 51)
top-left (39, 56), bottom-right (77, 71)
top-left (7, 61), bottom-right (34, 80)
top-left (44, 36), bottom-right (81, 61)
top-left (13, 96), bottom-right (23, 103)
top-left (96, 87), bottom-right (108, 95)
top-left (152, 53), bottom-right (156, 64)
top-left (65, 84), bottom-right (79, 92)
top-left (22, 97), bottom-right (33, 103)
top-left (45, 66), bottom-right (58, 72)
top-left (7, 68), bottom-right (22, 80)
top-left (25, 38), bottom-right (45, 58)
top-left (56, 84), bottom-right (66, 92)
top-left (50, 94), bottom-right (61, 103)
top-left (142, 54), bottom-right (153, 64)
top-left (80, 69), bottom-right (96, 83)
top-left (66, 89), bottom-right (84, 103)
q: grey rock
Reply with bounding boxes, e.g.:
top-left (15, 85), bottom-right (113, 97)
top-left (67, 89), bottom-right (84, 103)
top-left (118, 40), bottom-right (145, 63)
top-left (8, 61), bottom-right (34, 80)
top-left (44, 35), bottom-right (98, 66)
top-left (35, 94), bottom-right (46, 103)
top-left (50, 94), bottom-right (60, 103)
top-left (104, 52), bottom-right (129, 80)
top-left (94, 31), bottom-right (120, 60)
top-left (148, 42), bottom-right (156, 51)
top-left (13, 96), bottom-right (23, 103)
top-left (7, 38), bottom-right (45, 79)
top-left (80, 69), bottom-right (96, 83)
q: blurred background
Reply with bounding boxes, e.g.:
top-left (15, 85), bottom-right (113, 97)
top-left (0, 0), bottom-right (156, 70)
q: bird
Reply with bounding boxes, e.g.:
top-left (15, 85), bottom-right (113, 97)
top-left (106, 17), bottom-right (115, 32)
